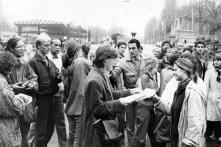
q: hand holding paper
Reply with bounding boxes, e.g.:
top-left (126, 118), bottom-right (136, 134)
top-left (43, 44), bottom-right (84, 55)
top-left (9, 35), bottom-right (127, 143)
top-left (119, 93), bottom-right (146, 105)
top-left (14, 93), bottom-right (32, 106)
top-left (142, 88), bottom-right (156, 98)
top-left (119, 88), bottom-right (156, 105)
top-left (130, 88), bottom-right (142, 94)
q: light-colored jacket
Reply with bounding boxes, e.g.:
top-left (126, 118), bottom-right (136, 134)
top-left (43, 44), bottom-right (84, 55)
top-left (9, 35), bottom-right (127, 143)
top-left (178, 80), bottom-right (206, 147)
top-left (155, 76), bottom-right (179, 115)
top-left (204, 68), bottom-right (221, 121)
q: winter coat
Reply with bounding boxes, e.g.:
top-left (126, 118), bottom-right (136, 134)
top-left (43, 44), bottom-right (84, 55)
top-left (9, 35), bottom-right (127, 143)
top-left (178, 80), bottom-right (206, 147)
top-left (65, 57), bottom-right (91, 116)
top-left (78, 67), bottom-right (131, 147)
top-left (0, 74), bottom-right (24, 147)
top-left (204, 68), bottom-right (221, 121)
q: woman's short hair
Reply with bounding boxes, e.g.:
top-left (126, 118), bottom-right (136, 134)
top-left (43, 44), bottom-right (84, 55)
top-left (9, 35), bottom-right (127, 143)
top-left (214, 53), bottom-right (221, 82)
top-left (141, 56), bottom-right (158, 74)
top-left (5, 37), bottom-right (21, 52)
top-left (93, 45), bottom-right (118, 68)
top-left (0, 51), bottom-right (18, 76)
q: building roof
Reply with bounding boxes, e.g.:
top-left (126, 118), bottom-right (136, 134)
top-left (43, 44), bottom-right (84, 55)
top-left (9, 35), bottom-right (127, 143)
top-left (14, 19), bottom-right (65, 27)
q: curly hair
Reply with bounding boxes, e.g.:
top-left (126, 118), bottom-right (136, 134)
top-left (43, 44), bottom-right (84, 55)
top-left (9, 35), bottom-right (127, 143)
top-left (161, 41), bottom-right (172, 48)
top-left (141, 56), bottom-right (158, 74)
top-left (0, 51), bottom-right (18, 76)
top-left (128, 38), bottom-right (140, 48)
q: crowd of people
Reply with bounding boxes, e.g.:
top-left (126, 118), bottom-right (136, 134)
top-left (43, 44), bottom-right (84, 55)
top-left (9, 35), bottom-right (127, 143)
top-left (0, 33), bottom-right (221, 147)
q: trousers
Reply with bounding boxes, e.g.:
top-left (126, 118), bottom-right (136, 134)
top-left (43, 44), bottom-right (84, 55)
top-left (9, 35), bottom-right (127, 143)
top-left (66, 115), bottom-right (81, 147)
top-left (35, 96), bottom-right (55, 147)
top-left (54, 95), bottom-right (67, 147)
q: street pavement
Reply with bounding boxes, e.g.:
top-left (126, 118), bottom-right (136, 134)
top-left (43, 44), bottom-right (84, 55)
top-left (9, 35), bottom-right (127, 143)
top-left (48, 130), bottom-right (221, 147)
top-left (47, 111), bottom-right (221, 147)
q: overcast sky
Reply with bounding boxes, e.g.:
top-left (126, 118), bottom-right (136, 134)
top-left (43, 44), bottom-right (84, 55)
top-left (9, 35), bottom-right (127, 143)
top-left (1, 0), bottom-right (186, 37)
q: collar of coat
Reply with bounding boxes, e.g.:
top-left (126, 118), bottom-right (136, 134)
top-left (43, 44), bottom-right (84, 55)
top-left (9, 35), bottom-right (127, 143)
top-left (176, 78), bottom-right (191, 93)
top-left (184, 79), bottom-right (206, 103)
top-left (34, 53), bottom-right (50, 64)
top-left (93, 67), bottom-right (113, 97)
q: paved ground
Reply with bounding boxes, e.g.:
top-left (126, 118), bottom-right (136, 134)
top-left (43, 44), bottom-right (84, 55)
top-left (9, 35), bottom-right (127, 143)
top-left (48, 129), bottom-right (221, 147)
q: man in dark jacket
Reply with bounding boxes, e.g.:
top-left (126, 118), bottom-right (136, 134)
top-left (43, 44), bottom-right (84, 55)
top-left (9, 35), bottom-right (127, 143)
top-left (194, 41), bottom-right (207, 79)
top-left (29, 33), bottom-right (61, 147)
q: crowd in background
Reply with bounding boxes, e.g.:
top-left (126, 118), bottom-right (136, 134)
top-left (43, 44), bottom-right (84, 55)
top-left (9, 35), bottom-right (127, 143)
top-left (0, 33), bottom-right (221, 147)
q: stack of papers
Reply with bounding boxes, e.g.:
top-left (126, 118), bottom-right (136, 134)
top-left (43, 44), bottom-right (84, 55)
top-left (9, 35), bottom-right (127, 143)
top-left (14, 93), bottom-right (32, 106)
top-left (122, 88), bottom-right (156, 103)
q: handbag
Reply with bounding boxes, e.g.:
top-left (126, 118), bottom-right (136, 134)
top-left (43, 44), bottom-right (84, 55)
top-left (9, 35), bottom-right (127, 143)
top-left (92, 117), bottom-right (123, 145)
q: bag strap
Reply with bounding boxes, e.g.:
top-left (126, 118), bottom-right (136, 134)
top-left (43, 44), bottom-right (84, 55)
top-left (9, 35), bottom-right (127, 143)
top-left (154, 114), bottom-right (167, 134)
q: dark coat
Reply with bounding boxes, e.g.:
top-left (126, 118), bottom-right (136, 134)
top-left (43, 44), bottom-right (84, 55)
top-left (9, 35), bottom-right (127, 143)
top-left (65, 57), bottom-right (91, 116)
top-left (195, 57), bottom-right (206, 79)
top-left (29, 53), bottom-right (61, 96)
top-left (78, 67), bottom-right (131, 147)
